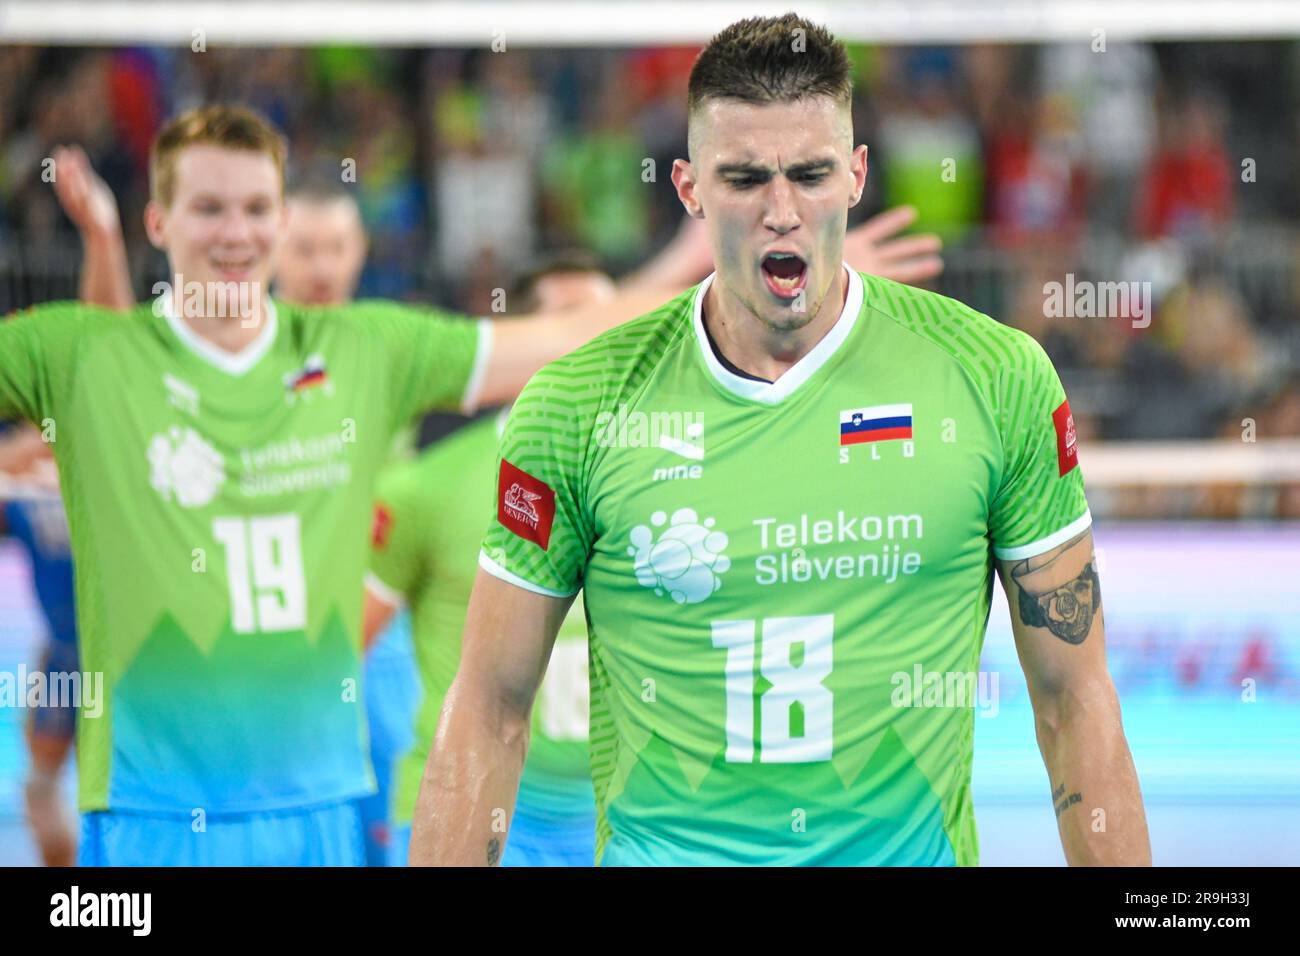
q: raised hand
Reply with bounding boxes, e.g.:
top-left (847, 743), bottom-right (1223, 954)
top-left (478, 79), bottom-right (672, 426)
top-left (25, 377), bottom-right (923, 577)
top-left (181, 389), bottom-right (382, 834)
top-left (50, 145), bottom-right (136, 310)
top-left (844, 206), bottom-right (943, 285)
top-left (51, 144), bottom-right (122, 241)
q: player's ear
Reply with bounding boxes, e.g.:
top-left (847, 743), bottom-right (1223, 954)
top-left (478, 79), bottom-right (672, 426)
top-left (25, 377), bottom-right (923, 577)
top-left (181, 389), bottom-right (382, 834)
top-left (671, 158), bottom-right (705, 219)
top-left (143, 200), bottom-right (167, 250)
top-left (848, 144), bottom-right (868, 208)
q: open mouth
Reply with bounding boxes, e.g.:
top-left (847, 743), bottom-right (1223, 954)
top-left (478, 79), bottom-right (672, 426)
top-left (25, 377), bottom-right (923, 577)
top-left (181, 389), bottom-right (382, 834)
top-left (761, 252), bottom-right (808, 299)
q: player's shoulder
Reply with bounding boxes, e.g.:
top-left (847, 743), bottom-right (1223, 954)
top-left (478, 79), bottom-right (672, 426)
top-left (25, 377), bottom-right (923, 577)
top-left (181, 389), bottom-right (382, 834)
top-left (5, 299), bottom-right (149, 330)
top-left (858, 271), bottom-right (1052, 383)
top-left (522, 285), bottom-right (696, 397)
top-left (293, 298), bottom-right (470, 338)
top-left (278, 298), bottom-right (376, 335)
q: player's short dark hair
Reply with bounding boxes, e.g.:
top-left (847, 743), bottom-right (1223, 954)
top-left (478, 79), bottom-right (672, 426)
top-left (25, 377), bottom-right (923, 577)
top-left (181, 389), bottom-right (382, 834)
top-left (286, 176), bottom-right (359, 210)
top-left (510, 250), bottom-right (608, 315)
top-left (687, 13), bottom-right (852, 116)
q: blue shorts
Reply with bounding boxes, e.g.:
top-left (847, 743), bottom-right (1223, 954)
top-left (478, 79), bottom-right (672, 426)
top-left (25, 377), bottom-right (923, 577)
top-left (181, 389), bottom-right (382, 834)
top-left (28, 639), bottom-right (79, 742)
top-left (388, 802), bottom-right (596, 867)
top-left (79, 801), bottom-right (366, 867)
top-left (357, 612), bottom-right (420, 866)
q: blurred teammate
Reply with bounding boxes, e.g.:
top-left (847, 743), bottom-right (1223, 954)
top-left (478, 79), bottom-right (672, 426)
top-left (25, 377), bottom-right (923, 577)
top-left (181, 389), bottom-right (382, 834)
top-left (0, 104), bottom-right (681, 867)
top-left (365, 257), bottom-right (615, 868)
top-left (53, 150), bottom-right (422, 866)
top-left (0, 424), bottom-right (77, 866)
top-left (272, 180), bottom-right (421, 867)
top-left (273, 180), bottom-right (421, 867)
top-left (414, 14), bottom-right (1150, 866)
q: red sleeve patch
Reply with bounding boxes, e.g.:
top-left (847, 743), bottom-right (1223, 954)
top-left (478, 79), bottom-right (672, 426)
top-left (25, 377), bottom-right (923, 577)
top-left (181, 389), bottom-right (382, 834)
top-left (371, 502), bottom-right (393, 549)
top-left (498, 459), bottom-right (556, 550)
top-left (1052, 399), bottom-right (1079, 477)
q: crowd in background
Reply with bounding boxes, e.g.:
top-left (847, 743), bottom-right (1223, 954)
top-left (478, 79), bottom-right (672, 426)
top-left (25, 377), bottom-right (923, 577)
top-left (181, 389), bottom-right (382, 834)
top-left (1, 40), bottom-right (1298, 488)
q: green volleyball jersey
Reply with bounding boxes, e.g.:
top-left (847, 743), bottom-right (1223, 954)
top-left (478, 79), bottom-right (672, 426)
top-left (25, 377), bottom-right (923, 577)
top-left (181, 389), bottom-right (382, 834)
top-left (481, 267), bottom-right (1090, 866)
top-left (368, 410), bottom-right (592, 828)
top-left (0, 296), bottom-right (488, 813)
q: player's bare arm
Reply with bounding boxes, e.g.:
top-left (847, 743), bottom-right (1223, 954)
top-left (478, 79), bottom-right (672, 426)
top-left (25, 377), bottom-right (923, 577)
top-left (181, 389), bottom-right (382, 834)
top-left (0, 426), bottom-right (48, 474)
top-left (616, 214), bottom-right (715, 292)
top-left (996, 528), bottom-right (1151, 865)
top-left (51, 145), bottom-right (135, 311)
top-left (408, 569), bottom-right (573, 865)
top-left (474, 284), bottom-right (680, 408)
top-left (361, 585), bottom-right (400, 653)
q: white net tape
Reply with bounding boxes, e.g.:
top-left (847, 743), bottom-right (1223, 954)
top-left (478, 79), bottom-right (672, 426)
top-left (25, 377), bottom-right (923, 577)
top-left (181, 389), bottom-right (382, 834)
top-left (1081, 439), bottom-right (1300, 487)
top-left (3, 0), bottom-right (1299, 46)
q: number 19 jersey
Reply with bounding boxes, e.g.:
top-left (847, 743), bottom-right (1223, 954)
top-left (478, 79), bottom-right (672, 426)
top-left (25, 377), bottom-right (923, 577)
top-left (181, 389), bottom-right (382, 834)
top-left (0, 297), bottom-right (485, 814)
top-left (481, 267), bottom-right (1090, 866)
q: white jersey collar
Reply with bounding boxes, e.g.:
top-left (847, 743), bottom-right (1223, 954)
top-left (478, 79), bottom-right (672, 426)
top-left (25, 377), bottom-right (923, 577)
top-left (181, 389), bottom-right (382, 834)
top-left (159, 292), bottom-right (279, 377)
top-left (692, 264), bottom-right (863, 404)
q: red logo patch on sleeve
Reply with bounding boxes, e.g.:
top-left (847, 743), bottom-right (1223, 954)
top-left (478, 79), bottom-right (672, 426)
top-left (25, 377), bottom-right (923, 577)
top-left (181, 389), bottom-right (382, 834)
top-left (498, 459), bottom-right (556, 551)
top-left (1052, 399), bottom-right (1079, 476)
top-left (371, 502), bottom-right (393, 549)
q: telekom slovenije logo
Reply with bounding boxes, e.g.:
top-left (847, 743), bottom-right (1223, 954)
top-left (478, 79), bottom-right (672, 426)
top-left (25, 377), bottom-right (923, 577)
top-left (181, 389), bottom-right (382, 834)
top-left (1053, 399), bottom-right (1079, 476)
top-left (498, 459), bottom-right (556, 550)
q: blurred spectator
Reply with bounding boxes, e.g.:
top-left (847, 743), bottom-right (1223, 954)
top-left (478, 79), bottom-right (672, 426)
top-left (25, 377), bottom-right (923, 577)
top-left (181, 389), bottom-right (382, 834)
top-left (1040, 42), bottom-right (1158, 231)
top-left (984, 90), bottom-right (1089, 250)
top-left (541, 75), bottom-right (651, 267)
top-left (429, 53), bottom-right (539, 282)
top-left (0, 39), bottom-right (1295, 472)
top-left (876, 48), bottom-right (983, 239)
top-left (1135, 90), bottom-right (1235, 241)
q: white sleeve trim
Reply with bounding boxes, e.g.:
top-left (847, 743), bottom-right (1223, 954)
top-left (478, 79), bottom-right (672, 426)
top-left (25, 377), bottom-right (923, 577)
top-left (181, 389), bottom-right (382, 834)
top-left (364, 571), bottom-right (407, 609)
top-left (459, 319), bottom-right (494, 414)
top-left (992, 509), bottom-right (1093, 561)
top-left (478, 549), bottom-right (577, 599)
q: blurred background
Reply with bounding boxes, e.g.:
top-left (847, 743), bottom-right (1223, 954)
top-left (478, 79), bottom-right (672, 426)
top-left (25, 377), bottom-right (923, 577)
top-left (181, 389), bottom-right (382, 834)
top-left (0, 1), bottom-right (1297, 865)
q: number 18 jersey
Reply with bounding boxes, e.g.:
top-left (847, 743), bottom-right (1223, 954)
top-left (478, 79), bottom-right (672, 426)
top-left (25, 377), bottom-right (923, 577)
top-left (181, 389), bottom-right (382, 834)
top-left (481, 267), bottom-right (1090, 866)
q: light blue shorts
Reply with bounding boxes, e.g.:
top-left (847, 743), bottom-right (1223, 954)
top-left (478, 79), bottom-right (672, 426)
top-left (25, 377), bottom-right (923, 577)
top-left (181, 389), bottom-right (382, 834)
top-left (358, 611), bottom-right (420, 866)
top-left (389, 802), bottom-right (596, 867)
top-left (79, 800), bottom-right (366, 867)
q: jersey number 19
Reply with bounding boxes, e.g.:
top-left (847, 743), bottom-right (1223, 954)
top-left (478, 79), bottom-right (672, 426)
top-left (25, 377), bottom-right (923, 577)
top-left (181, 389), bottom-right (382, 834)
top-left (213, 514), bottom-right (307, 633)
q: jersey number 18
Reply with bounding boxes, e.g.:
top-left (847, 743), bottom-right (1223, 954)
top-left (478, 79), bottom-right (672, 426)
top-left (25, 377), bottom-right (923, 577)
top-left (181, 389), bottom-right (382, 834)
top-left (711, 614), bottom-right (833, 763)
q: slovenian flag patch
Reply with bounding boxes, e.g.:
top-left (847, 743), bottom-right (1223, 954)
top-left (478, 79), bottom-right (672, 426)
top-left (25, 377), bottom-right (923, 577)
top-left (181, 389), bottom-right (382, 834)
top-left (840, 403), bottom-right (913, 446)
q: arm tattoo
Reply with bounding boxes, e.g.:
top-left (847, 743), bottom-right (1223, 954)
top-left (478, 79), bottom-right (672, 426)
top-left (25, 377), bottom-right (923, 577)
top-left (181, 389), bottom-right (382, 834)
top-left (1012, 544), bottom-right (1101, 645)
top-left (1052, 782), bottom-right (1083, 818)
top-left (486, 838), bottom-right (501, 866)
